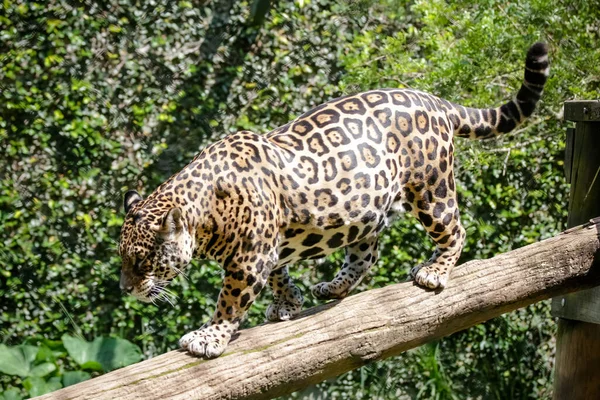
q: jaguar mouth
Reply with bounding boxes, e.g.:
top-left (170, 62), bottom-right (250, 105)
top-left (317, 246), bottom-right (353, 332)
top-left (148, 286), bottom-right (161, 298)
top-left (133, 290), bottom-right (154, 303)
top-left (145, 280), bottom-right (178, 307)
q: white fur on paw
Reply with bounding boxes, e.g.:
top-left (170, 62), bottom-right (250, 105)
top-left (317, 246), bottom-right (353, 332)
top-left (414, 267), bottom-right (448, 289)
top-left (179, 329), bottom-right (227, 358)
top-left (179, 330), bottom-right (198, 348)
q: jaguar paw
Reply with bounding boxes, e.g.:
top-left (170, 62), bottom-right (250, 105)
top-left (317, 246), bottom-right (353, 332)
top-left (179, 326), bottom-right (229, 358)
top-left (310, 282), bottom-right (347, 300)
top-left (411, 264), bottom-right (449, 289)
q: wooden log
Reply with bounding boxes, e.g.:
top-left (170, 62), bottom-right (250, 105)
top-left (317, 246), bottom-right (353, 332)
top-left (36, 219), bottom-right (600, 400)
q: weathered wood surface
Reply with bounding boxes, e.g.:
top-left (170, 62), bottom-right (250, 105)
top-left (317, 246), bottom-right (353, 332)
top-left (564, 100), bottom-right (600, 122)
top-left (552, 286), bottom-right (600, 324)
top-left (37, 220), bottom-right (600, 400)
top-left (552, 100), bottom-right (600, 400)
top-left (553, 319), bottom-right (600, 399)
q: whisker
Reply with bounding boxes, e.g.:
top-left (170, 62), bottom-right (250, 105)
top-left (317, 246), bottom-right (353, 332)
top-left (162, 290), bottom-right (178, 304)
top-left (172, 266), bottom-right (188, 281)
top-left (162, 287), bottom-right (178, 297)
top-left (151, 281), bottom-right (178, 308)
top-left (159, 291), bottom-right (176, 307)
top-left (166, 296), bottom-right (176, 307)
top-left (154, 280), bottom-right (168, 289)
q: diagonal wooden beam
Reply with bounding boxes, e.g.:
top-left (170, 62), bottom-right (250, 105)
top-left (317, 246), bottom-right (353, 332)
top-left (36, 219), bottom-right (600, 400)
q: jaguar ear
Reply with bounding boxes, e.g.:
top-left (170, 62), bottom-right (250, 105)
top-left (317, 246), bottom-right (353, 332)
top-left (160, 207), bottom-right (184, 235)
top-left (124, 190), bottom-right (143, 214)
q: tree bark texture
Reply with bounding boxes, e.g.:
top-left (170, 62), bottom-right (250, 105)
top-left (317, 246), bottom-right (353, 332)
top-left (36, 219), bottom-right (600, 400)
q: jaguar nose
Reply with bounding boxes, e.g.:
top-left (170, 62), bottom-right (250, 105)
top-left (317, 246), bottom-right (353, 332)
top-left (119, 273), bottom-right (134, 293)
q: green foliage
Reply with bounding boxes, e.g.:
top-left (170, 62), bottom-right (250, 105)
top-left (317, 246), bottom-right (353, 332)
top-left (0, 336), bottom-right (138, 398)
top-left (1, 0), bottom-right (599, 398)
top-left (61, 371), bottom-right (92, 388)
top-left (61, 334), bottom-right (142, 372)
top-left (0, 388), bottom-right (24, 400)
top-left (0, 345), bottom-right (42, 378)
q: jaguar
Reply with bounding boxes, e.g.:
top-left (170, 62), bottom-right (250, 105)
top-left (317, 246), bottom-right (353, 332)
top-left (119, 42), bottom-right (549, 358)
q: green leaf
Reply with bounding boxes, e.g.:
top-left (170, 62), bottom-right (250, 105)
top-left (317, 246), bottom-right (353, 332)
top-left (96, 337), bottom-right (143, 371)
top-left (30, 362), bottom-right (56, 377)
top-left (80, 361), bottom-right (103, 371)
top-left (62, 335), bottom-right (142, 372)
top-left (62, 371), bottom-right (91, 387)
top-left (250, 0), bottom-right (272, 25)
top-left (47, 377), bottom-right (63, 391)
top-left (0, 388), bottom-right (24, 400)
top-left (0, 344), bottom-right (39, 377)
top-left (23, 376), bottom-right (62, 398)
top-left (61, 335), bottom-right (92, 367)
top-left (35, 345), bottom-right (56, 363)
top-left (35, 343), bottom-right (65, 363)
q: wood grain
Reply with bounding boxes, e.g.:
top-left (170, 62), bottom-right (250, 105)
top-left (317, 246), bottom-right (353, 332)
top-left (553, 319), bottom-right (600, 399)
top-left (552, 101), bottom-right (600, 399)
top-left (36, 220), bottom-right (600, 400)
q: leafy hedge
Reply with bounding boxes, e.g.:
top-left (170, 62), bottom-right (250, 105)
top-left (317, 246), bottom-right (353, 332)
top-left (0, 336), bottom-right (141, 399)
top-left (1, 0), bottom-right (599, 398)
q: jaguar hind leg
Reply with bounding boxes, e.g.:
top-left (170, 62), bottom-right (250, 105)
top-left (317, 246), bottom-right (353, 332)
top-left (266, 266), bottom-right (304, 321)
top-left (409, 195), bottom-right (466, 289)
top-left (311, 236), bottom-right (379, 300)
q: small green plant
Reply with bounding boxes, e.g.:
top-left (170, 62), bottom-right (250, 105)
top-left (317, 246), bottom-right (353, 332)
top-left (0, 335), bottom-right (142, 399)
top-left (413, 343), bottom-right (458, 400)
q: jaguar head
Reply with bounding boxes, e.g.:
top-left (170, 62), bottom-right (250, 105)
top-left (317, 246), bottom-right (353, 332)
top-left (118, 190), bottom-right (194, 303)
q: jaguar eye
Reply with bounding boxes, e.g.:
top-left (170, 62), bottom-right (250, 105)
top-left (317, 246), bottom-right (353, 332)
top-left (131, 261), bottom-right (141, 274)
top-left (132, 257), bottom-right (148, 274)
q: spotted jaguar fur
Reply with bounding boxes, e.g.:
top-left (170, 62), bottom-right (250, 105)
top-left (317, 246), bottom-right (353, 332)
top-left (119, 43), bottom-right (549, 358)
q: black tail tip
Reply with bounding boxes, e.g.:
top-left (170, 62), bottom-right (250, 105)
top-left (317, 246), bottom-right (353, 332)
top-left (527, 42), bottom-right (548, 58)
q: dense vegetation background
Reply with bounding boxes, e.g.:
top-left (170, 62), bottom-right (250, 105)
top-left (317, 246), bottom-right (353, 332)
top-left (1, 0), bottom-right (599, 398)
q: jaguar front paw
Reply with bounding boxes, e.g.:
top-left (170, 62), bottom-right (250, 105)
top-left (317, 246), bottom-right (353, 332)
top-left (410, 263), bottom-right (449, 289)
top-left (179, 325), bottom-right (230, 358)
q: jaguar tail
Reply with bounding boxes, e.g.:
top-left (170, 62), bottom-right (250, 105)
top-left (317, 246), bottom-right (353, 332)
top-left (449, 42), bottom-right (549, 139)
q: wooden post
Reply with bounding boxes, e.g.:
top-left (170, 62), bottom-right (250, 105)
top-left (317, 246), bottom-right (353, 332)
top-left (551, 100), bottom-right (600, 399)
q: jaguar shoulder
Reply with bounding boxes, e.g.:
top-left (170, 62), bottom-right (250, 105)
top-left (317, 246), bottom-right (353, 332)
top-left (118, 43), bottom-right (549, 358)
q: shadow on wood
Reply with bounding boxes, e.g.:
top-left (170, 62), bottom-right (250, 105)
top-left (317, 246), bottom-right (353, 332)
top-left (36, 219), bottom-right (600, 400)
